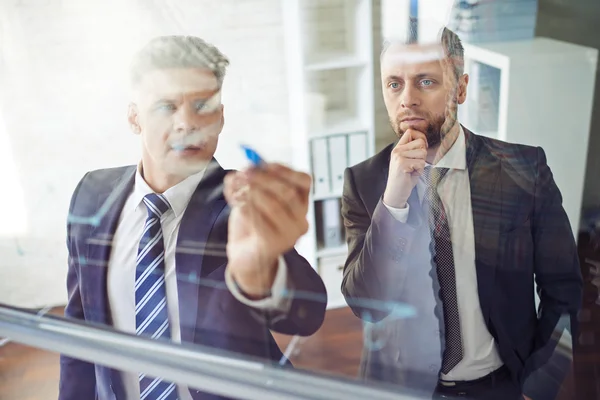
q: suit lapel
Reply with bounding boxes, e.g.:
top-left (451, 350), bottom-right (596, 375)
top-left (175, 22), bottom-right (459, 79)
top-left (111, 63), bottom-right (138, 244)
top-left (82, 161), bottom-right (228, 342)
top-left (175, 160), bottom-right (228, 343)
top-left (84, 167), bottom-right (136, 326)
top-left (464, 128), bottom-right (502, 324)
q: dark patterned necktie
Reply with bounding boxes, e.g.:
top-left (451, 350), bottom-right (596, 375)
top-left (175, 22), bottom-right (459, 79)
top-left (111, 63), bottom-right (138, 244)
top-left (423, 167), bottom-right (463, 374)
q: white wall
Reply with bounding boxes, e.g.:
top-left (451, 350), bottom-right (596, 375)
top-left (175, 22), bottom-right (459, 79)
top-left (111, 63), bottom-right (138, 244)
top-left (0, 0), bottom-right (294, 308)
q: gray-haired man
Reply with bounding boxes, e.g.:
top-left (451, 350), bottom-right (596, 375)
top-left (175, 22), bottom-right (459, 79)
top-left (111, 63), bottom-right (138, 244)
top-left (59, 35), bottom-right (327, 400)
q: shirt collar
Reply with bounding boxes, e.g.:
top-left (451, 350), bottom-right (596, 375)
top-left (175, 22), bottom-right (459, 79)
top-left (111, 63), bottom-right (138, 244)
top-left (132, 164), bottom-right (207, 218)
top-left (427, 125), bottom-right (467, 171)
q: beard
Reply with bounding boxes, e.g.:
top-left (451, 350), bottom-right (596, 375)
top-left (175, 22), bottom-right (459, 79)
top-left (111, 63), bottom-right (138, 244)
top-left (392, 95), bottom-right (459, 147)
top-left (392, 112), bottom-right (447, 148)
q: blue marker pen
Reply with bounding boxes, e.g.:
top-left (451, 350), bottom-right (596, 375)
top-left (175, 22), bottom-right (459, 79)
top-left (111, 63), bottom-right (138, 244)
top-left (240, 144), bottom-right (265, 167)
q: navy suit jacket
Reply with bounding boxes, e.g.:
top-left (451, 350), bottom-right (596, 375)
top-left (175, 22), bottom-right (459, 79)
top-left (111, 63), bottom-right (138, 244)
top-left (58, 160), bottom-right (327, 400)
top-left (341, 128), bottom-right (582, 399)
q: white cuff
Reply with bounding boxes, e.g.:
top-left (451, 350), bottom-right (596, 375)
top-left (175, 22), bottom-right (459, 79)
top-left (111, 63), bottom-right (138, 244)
top-left (383, 201), bottom-right (410, 223)
top-left (225, 256), bottom-right (291, 311)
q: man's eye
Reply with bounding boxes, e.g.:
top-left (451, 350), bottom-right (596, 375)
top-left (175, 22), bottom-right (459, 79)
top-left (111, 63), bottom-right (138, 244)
top-left (421, 79), bottom-right (434, 86)
top-left (194, 101), bottom-right (208, 112)
top-left (389, 82), bottom-right (400, 89)
top-left (157, 103), bottom-right (176, 112)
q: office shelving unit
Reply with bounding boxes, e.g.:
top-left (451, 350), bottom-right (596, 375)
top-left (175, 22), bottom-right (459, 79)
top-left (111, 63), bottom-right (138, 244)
top-left (282, 0), bottom-right (376, 308)
top-left (458, 37), bottom-right (598, 235)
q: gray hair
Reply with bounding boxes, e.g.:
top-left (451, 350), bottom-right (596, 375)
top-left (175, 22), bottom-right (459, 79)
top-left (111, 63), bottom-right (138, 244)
top-left (130, 35), bottom-right (230, 87)
top-left (381, 21), bottom-right (465, 79)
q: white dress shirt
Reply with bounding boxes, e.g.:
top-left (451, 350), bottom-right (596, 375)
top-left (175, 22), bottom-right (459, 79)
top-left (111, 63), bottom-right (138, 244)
top-left (107, 166), bottom-right (289, 400)
top-left (383, 127), bottom-right (504, 381)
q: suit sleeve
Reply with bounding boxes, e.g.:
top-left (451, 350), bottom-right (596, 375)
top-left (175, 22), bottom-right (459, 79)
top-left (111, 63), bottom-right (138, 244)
top-left (522, 147), bottom-right (583, 399)
top-left (340, 167), bottom-right (423, 322)
top-left (226, 253), bottom-right (328, 337)
top-left (263, 249), bottom-right (327, 336)
top-left (58, 174), bottom-right (97, 400)
top-left (225, 256), bottom-right (290, 310)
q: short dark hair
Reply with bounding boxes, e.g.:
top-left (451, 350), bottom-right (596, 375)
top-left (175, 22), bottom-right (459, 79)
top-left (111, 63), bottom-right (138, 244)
top-left (381, 22), bottom-right (465, 79)
top-left (130, 35), bottom-right (230, 87)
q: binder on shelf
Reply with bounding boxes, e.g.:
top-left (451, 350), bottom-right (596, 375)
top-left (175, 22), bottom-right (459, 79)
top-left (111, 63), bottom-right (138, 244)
top-left (322, 198), bottom-right (344, 249)
top-left (348, 132), bottom-right (367, 167)
top-left (327, 135), bottom-right (347, 194)
top-left (311, 138), bottom-right (331, 196)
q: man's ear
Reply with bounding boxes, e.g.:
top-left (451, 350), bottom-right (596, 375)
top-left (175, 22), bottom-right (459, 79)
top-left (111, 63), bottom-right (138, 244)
top-left (218, 104), bottom-right (225, 133)
top-left (128, 103), bottom-right (141, 135)
top-left (457, 74), bottom-right (469, 105)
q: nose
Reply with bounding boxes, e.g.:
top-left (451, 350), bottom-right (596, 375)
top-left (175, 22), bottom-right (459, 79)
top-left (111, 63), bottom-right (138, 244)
top-left (400, 84), bottom-right (420, 109)
top-left (173, 103), bottom-right (199, 134)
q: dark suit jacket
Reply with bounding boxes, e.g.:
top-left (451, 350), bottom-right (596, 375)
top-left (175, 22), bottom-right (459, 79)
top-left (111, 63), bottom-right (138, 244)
top-left (341, 128), bottom-right (582, 399)
top-left (58, 160), bottom-right (327, 400)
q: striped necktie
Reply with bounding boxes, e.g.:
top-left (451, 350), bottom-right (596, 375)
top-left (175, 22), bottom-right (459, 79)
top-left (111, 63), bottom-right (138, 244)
top-left (135, 193), bottom-right (178, 400)
top-left (423, 167), bottom-right (464, 374)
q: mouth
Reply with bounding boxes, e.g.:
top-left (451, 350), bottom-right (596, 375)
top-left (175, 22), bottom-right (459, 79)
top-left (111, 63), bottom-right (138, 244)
top-left (170, 143), bottom-right (206, 152)
top-left (401, 118), bottom-right (425, 123)
top-left (400, 118), bottom-right (427, 129)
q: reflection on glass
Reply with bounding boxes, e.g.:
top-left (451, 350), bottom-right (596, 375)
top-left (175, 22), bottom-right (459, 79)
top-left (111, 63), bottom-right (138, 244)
top-left (0, 1), bottom-right (599, 400)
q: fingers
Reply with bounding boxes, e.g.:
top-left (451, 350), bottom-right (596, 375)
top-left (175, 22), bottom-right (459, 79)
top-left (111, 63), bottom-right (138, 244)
top-left (399, 159), bottom-right (426, 174)
top-left (392, 129), bottom-right (428, 172)
top-left (407, 129), bottom-right (428, 148)
top-left (398, 129), bottom-right (414, 145)
top-left (397, 129), bottom-right (428, 148)
top-left (250, 188), bottom-right (305, 234)
top-left (397, 148), bottom-right (427, 160)
top-left (400, 137), bottom-right (427, 151)
top-left (263, 163), bottom-right (312, 199)
top-left (236, 199), bottom-right (281, 236)
top-left (246, 168), bottom-right (306, 219)
top-left (235, 184), bottom-right (309, 243)
top-left (223, 172), bottom-right (249, 206)
top-left (223, 164), bottom-right (310, 232)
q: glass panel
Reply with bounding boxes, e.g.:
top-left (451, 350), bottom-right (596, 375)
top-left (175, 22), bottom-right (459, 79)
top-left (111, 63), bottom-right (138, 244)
top-left (0, 0), bottom-right (599, 399)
